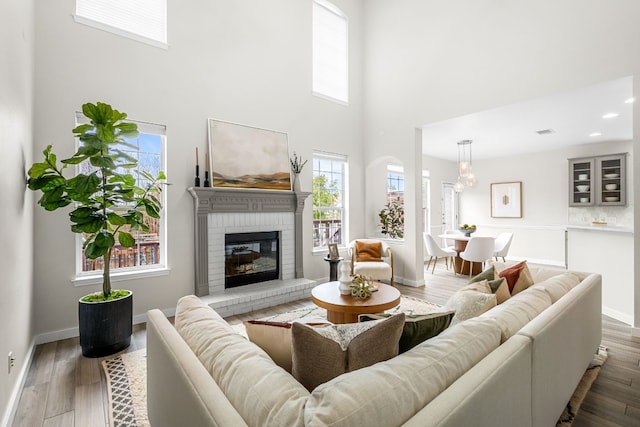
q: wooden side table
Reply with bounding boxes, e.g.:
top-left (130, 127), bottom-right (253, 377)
top-left (311, 281), bottom-right (401, 324)
top-left (323, 256), bottom-right (343, 281)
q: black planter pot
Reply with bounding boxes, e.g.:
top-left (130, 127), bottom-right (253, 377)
top-left (78, 291), bottom-right (133, 358)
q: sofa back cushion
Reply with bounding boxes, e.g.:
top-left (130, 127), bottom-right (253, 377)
top-left (175, 295), bottom-right (309, 427)
top-left (480, 285), bottom-right (552, 342)
top-left (532, 271), bottom-right (582, 303)
top-left (304, 317), bottom-right (501, 427)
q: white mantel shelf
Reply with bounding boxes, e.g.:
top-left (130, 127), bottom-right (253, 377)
top-left (188, 187), bottom-right (311, 296)
top-left (566, 225), bottom-right (634, 235)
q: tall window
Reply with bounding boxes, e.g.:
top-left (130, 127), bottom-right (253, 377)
top-left (75, 113), bottom-right (167, 277)
top-left (313, 152), bottom-right (347, 249)
top-left (75, 0), bottom-right (167, 48)
top-left (312, 0), bottom-right (348, 104)
top-left (387, 164), bottom-right (405, 205)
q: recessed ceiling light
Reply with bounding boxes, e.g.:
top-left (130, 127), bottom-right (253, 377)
top-left (625, 97), bottom-right (635, 104)
top-left (602, 112), bottom-right (619, 119)
top-left (589, 132), bottom-right (602, 137)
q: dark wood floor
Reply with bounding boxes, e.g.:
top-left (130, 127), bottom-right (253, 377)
top-left (12, 261), bottom-right (640, 426)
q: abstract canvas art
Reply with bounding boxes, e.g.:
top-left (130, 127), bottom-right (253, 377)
top-left (208, 119), bottom-right (291, 190)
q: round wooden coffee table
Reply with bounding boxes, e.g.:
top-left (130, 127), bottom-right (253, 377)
top-left (311, 281), bottom-right (401, 324)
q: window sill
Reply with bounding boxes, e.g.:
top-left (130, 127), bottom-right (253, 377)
top-left (72, 266), bottom-right (171, 287)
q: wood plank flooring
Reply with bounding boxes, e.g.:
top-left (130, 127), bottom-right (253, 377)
top-left (12, 260), bottom-right (640, 426)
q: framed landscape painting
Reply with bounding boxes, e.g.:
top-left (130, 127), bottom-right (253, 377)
top-left (491, 181), bottom-right (522, 218)
top-left (208, 119), bottom-right (292, 190)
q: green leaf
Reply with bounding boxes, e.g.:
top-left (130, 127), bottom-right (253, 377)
top-left (107, 212), bottom-right (127, 226)
top-left (90, 156), bottom-right (116, 169)
top-left (84, 241), bottom-right (108, 259)
top-left (95, 231), bottom-right (115, 249)
top-left (96, 124), bottom-right (115, 142)
top-left (67, 173), bottom-right (100, 195)
top-left (118, 232), bottom-right (136, 247)
top-left (27, 162), bottom-right (52, 179)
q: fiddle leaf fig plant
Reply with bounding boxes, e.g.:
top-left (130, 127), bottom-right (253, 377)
top-left (379, 197), bottom-right (404, 239)
top-left (27, 102), bottom-right (167, 300)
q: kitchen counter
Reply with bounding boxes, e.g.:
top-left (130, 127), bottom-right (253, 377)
top-left (566, 224), bottom-right (634, 235)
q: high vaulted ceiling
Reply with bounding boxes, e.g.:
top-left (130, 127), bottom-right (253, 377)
top-left (422, 76), bottom-right (633, 161)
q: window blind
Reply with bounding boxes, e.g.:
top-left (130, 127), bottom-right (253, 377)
top-left (313, 0), bottom-right (348, 103)
top-left (75, 0), bottom-right (167, 46)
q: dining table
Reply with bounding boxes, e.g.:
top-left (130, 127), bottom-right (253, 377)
top-left (437, 233), bottom-right (489, 275)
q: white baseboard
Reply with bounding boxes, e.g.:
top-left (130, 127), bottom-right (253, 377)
top-left (395, 276), bottom-right (424, 287)
top-left (602, 306), bottom-right (634, 326)
top-left (1, 339), bottom-right (36, 427)
top-left (631, 327), bottom-right (640, 338)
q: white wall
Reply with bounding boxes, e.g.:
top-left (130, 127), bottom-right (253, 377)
top-left (363, 0), bottom-right (640, 327)
top-left (457, 140), bottom-right (633, 265)
top-left (0, 0), bottom-right (34, 423)
top-left (32, 0), bottom-right (365, 337)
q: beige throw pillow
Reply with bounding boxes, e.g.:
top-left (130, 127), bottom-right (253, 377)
top-left (291, 313), bottom-right (405, 391)
top-left (244, 320), bottom-right (328, 373)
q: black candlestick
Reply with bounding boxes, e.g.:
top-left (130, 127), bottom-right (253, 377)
top-left (195, 165), bottom-right (200, 187)
top-left (204, 171), bottom-right (210, 187)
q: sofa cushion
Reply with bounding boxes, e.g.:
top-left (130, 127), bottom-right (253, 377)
top-left (174, 295), bottom-right (309, 427)
top-left (359, 310), bottom-right (455, 353)
top-left (498, 260), bottom-right (534, 295)
top-left (291, 313), bottom-right (405, 391)
top-left (480, 285), bottom-right (552, 342)
top-left (532, 271), bottom-right (582, 303)
top-left (244, 320), bottom-right (329, 373)
top-left (304, 317), bottom-right (501, 427)
top-left (444, 290), bottom-right (497, 326)
top-left (355, 240), bottom-right (383, 262)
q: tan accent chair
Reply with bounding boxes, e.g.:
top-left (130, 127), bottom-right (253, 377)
top-left (347, 239), bottom-right (394, 286)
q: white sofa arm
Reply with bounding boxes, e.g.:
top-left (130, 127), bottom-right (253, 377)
top-left (146, 309), bottom-right (248, 427)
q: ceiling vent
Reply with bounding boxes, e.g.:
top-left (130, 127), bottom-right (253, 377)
top-left (536, 129), bottom-right (555, 135)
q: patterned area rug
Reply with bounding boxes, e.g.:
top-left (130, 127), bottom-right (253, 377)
top-left (556, 345), bottom-right (608, 426)
top-left (102, 349), bottom-right (149, 427)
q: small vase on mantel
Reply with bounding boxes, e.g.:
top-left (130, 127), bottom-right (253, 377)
top-left (292, 173), bottom-right (302, 192)
top-left (338, 261), bottom-right (351, 295)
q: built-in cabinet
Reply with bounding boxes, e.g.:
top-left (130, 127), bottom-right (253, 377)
top-left (568, 153), bottom-right (627, 207)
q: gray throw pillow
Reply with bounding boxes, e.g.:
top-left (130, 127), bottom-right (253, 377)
top-left (359, 311), bottom-right (455, 353)
top-left (291, 313), bottom-right (405, 391)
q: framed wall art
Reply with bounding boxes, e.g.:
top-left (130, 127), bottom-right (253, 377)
top-left (207, 119), bottom-right (291, 190)
top-left (491, 181), bottom-right (522, 218)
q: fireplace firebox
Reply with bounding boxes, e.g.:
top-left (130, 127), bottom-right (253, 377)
top-left (224, 231), bottom-right (280, 288)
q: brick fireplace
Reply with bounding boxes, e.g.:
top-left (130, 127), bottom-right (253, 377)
top-left (188, 187), bottom-right (315, 317)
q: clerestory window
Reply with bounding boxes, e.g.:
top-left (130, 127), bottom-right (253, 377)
top-left (312, 0), bottom-right (348, 104)
top-left (74, 0), bottom-right (167, 48)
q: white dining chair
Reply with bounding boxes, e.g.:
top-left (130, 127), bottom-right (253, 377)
top-left (423, 233), bottom-right (457, 274)
top-left (493, 232), bottom-right (514, 262)
top-left (460, 236), bottom-right (495, 277)
top-left (443, 229), bottom-right (462, 251)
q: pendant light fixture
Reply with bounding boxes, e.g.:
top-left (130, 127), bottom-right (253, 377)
top-left (455, 140), bottom-right (476, 192)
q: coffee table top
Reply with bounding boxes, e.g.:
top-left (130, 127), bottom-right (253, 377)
top-left (311, 281), bottom-right (401, 316)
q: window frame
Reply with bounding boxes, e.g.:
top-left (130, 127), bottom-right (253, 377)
top-left (312, 0), bottom-right (349, 104)
top-left (74, 0), bottom-right (168, 49)
top-left (312, 151), bottom-right (348, 252)
top-left (72, 114), bottom-right (169, 286)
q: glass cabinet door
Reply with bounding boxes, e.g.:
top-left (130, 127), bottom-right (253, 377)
top-left (597, 154), bottom-right (626, 206)
top-left (569, 159), bottom-right (594, 206)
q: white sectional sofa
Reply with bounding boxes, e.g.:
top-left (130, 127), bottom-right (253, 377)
top-left (146, 267), bottom-right (601, 427)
